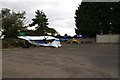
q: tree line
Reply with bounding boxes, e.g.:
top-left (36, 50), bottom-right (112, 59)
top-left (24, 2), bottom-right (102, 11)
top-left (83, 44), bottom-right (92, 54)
top-left (1, 2), bottom-right (120, 38)
top-left (75, 2), bottom-right (120, 37)
top-left (0, 8), bottom-right (57, 38)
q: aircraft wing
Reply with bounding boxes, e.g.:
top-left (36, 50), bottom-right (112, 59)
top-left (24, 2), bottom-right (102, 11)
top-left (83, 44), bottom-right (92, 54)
top-left (18, 36), bottom-right (55, 41)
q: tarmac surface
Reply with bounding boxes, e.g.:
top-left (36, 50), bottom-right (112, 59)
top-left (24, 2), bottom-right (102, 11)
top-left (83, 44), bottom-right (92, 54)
top-left (2, 43), bottom-right (118, 78)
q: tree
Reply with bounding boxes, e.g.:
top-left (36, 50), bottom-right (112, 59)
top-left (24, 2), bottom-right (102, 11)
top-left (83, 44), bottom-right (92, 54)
top-left (75, 2), bottom-right (120, 37)
top-left (64, 34), bottom-right (68, 36)
top-left (29, 10), bottom-right (57, 35)
top-left (1, 8), bottom-right (27, 38)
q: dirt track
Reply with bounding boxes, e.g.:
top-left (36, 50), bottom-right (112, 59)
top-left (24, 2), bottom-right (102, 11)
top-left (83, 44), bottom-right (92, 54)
top-left (2, 43), bottom-right (118, 78)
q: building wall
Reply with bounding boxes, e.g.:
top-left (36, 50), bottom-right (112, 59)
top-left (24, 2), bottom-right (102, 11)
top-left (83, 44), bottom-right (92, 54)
top-left (96, 35), bottom-right (120, 43)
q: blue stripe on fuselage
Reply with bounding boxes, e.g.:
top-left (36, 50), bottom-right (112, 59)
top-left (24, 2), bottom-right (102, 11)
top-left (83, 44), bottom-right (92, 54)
top-left (55, 40), bottom-right (60, 41)
top-left (37, 41), bottom-right (45, 44)
top-left (23, 36), bottom-right (32, 40)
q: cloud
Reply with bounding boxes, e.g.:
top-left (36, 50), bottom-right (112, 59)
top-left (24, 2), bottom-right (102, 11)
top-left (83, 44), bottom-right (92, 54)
top-left (82, 0), bottom-right (119, 2)
top-left (1, 0), bottom-right (82, 35)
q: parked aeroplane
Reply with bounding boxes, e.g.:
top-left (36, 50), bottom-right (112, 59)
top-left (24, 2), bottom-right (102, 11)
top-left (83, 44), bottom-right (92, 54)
top-left (18, 36), bottom-right (62, 48)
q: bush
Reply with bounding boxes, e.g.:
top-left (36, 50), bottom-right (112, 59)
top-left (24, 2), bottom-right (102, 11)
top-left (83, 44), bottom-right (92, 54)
top-left (2, 38), bottom-right (20, 49)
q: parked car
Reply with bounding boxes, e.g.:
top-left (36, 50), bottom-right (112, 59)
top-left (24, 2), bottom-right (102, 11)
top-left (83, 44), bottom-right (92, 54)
top-left (68, 38), bottom-right (79, 44)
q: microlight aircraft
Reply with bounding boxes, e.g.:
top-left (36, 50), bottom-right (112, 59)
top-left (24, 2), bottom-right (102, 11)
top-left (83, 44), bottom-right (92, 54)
top-left (18, 36), bottom-right (62, 48)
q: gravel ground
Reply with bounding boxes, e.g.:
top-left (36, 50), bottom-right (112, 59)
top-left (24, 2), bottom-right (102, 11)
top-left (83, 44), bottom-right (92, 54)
top-left (2, 43), bottom-right (118, 78)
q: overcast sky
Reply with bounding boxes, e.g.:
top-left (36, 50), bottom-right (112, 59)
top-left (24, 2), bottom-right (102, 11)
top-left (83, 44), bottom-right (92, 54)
top-left (1, 0), bottom-right (119, 35)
